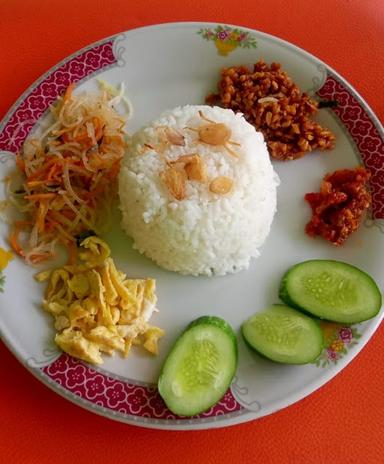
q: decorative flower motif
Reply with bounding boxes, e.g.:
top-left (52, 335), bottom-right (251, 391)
top-left (342, 106), bottom-right (362, 122)
top-left (68, 60), bottom-right (84, 77)
top-left (41, 82), bottom-right (59, 98)
top-left (46, 354), bottom-right (70, 375)
top-left (197, 25), bottom-right (257, 56)
top-left (17, 109), bottom-right (34, 121)
top-left (84, 51), bottom-right (101, 69)
top-left (360, 137), bottom-right (381, 153)
top-left (370, 171), bottom-right (384, 187)
top-left (339, 327), bottom-right (353, 344)
top-left (51, 70), bottom-right (71, 87)
top-left (332, 90), bottom-right (351, 107)
top-left (105, 382), bottom-right (128, 408)
top-left (351, 121), bottom-right (371, 137)
top-left (102, 45), bottom-right (114, 62)
top-left (330, 339), bottom-right (344, 352)
top-left (313, 322), bottom-right (361, 367)
top-left (84, 374), bottom-right (106, 399)
top-left (29, 95), bottom-right (47, 111)
top-left (125, 387), bottom-right (149, 414)
top-left (217, 30), bottom-right (230, 41)
top-left (66, 364), bottom-right (86, 388)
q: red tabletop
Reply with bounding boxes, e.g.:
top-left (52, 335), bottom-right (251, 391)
top-left (1, 1), bottom-right (383, 463)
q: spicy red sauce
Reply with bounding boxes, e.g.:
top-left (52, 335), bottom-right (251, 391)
top-left (305, 167), bottom-right (371, 245)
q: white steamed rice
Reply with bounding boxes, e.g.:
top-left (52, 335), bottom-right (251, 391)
top-left (119, 105), bottom-right (279, 276)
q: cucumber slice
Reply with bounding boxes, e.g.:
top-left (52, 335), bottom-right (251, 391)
top-left (242, 305), bottom-right (323, 364)
top-left (158, 316), bottom-right (238, 417)
top-left (279, 260), bottom-right (382, 324)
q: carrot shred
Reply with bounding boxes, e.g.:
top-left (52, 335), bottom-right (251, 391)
top-left (9, 83), bottom-right (127, 264)
top-left (29, 252), bottom-right (53, 264)
top-left (36, 201), bottom-right (49, 233)
top-left (26, 180), bottom-right (47, 188)
top-left (9, 221), bottom-right (30, 257)
top-left (24, 193), bottom-right (57, 201)
top-left (46, 162), bottom-right (61, 181)
top-left (93, 117), bottom-right (104, 141)
top-left (27, 158), bottom-right (57, 181)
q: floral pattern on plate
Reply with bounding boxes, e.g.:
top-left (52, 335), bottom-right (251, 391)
top-left (313, 323), bottom-right (361, 367)
top-left (42, 354), bottom-right (243, 420)
top-left (198, 25), bottom-right (257, 56)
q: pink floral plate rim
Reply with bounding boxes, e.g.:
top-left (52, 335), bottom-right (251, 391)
top-left (0, 22), bottom-right (383, 430)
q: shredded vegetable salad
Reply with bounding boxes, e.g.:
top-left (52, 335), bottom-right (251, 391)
top-left (8, 83), bottom-right (129, 265)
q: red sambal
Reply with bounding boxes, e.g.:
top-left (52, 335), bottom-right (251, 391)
top-left (305, 167), bottom-right (371, 245)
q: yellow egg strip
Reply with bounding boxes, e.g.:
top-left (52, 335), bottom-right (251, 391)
top-left (36, 237), bottom-right (164, 364)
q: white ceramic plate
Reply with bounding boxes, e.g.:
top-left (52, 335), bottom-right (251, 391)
top-left (0, 22), bottom-right (383, 430)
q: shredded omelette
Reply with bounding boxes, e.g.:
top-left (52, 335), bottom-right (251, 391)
top-left (35, 236), bottom-right (164, 364)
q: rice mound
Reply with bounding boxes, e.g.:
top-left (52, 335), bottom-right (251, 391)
top-left (119, 105), bottom-right (279, 276)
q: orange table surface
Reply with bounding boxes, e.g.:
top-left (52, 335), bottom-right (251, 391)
top-left (1, 1), bottom-right (383, 463)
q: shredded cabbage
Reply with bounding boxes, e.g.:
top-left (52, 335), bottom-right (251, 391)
top-left (8, 83), bottom-right (129, 265)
